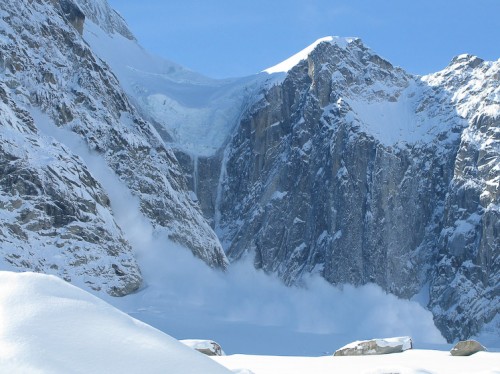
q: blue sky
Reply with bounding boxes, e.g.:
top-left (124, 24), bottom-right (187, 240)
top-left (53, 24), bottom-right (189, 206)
top-left (108, 0), bottom-right (500, 79)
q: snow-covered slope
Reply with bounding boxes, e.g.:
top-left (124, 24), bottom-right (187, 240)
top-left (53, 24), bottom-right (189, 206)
top-left (0, 84), bottom-right (141, 296)
top-left (264, 36), bottom-right (357, 74)
top-left (0, 271), bottom-right (231, 374)
top-left (0, 0), bottom-right (227, 277)
top-left (3, 271), bottom-right (495, 374)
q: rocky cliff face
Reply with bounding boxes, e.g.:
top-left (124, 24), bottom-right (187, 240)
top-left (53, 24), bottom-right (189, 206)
top-left (0, 0), bottom-right (227, 296)
top-left (0, 0), bottom-right (497, 343)
top-left (424, 55), bottom-right (500, 340)
top-left (0, 82), bottom-right (141, 295)
top-left (199, 40), bottom-right (499, 341)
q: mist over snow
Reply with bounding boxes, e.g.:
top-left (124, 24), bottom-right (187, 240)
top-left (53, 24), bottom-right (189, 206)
top-left (34, 110), bottom-right (445, 356)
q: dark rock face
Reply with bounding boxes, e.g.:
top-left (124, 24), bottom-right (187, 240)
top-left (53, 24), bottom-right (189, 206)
top-left (74, 0), bottom-right (135, 40)
top-left (424, 57), bottom-right (500, 341)
top-left (187, 42), bottom-right (499, 341)
top-left (174, 151), bottom-right (224, 228)
top-left (215, 40), bottom-right (459, 294)
top-left (59, 0), bottom-right (85, 35)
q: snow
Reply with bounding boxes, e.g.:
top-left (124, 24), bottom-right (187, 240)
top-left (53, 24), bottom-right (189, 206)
top-left (346, 80), bottom-right (459, 146)
top-left (0, 271), bottom-right (231, 374)
top-left (422, 55), bottom-right (500, 122)
top-left (3, 272), bottom-right (497, 374)
top-left (271, 190), bottom-right (288, 200)
top-left (213, 350), bottom-right (500, 374)
top-left (264, 36), bottom-right (357, 74)
top-left (105, 246), bottom-right (448, 357)
top-left (83, 20), bottom-right (266, 157)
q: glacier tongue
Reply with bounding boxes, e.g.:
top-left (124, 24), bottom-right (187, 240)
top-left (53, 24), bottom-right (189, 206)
top-left (82, 18), bottom-right (268, 157)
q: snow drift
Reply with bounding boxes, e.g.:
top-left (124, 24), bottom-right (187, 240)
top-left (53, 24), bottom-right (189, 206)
top-left (0, 271), bottom-right (231, 374)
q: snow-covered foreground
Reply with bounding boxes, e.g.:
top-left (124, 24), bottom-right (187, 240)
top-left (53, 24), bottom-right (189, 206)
top-left (2, 271), bottom-right (498, 374)
top-left (213, 350), bottom-right (500, 374)
top-left (0, 271), bottom-right (231, 374)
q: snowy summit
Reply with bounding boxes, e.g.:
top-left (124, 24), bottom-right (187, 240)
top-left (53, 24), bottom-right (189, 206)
top-left (264, 36), bottom-right (357, 74)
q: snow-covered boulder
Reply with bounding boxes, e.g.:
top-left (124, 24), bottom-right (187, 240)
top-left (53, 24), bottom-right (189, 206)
top-left (0, 271), bottom-right (231, 374)
top-left (334, 336), bottom-right (413, 356)
top-left (180, 339), bottom-right (226, 356)
top-left (450, 340), bottom-right (487, 356)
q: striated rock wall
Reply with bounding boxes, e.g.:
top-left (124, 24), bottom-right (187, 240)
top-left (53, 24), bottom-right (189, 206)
top-left (0, 83), bottom-right (141, 295)
top-left (190, 41), bottom-right (499, 341)
top-left (424, 56), bottom-right (500, 340)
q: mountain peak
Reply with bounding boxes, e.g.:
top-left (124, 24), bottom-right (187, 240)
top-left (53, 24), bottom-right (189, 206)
top-left (448, 53), bottom-right (484, 70)
top-left (264, 36), bottom-right (359, 74)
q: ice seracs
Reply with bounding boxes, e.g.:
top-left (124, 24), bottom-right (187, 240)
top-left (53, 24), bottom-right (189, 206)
top-left (82, 17), bottom-right (266, 157)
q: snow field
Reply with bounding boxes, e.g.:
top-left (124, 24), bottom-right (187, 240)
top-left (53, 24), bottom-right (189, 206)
top-left (213, 350), bottom-right (500, 374)
top-left (0, 271), bottom-right (231, 374)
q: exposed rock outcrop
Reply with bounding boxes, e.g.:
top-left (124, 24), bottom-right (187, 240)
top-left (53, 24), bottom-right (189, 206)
top-left (0, 83), bottom-right (141, 296)
top-left (59, 0), bottom-right (85, 35)
top-left (334, 336), bottom-right (413, 356)
top-left (74, 0), bottom-right (134, 39)
top-left (450, 340), bottom-right (487, 356)
top-left (180, 339), bottom-right (226, 356)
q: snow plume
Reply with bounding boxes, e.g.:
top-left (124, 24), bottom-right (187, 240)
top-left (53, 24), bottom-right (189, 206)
top-left (109, 249), bottom-right (446, 355)
top-left (32, 109), bottom-right (154, 250)
top-left (34, 110), bottom-right (445, 356)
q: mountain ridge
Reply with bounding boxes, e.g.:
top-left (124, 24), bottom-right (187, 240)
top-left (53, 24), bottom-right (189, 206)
top-left (205, 35), bottom-right (498, 341)
top-left (0, 0), bottom-right (497, 343)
